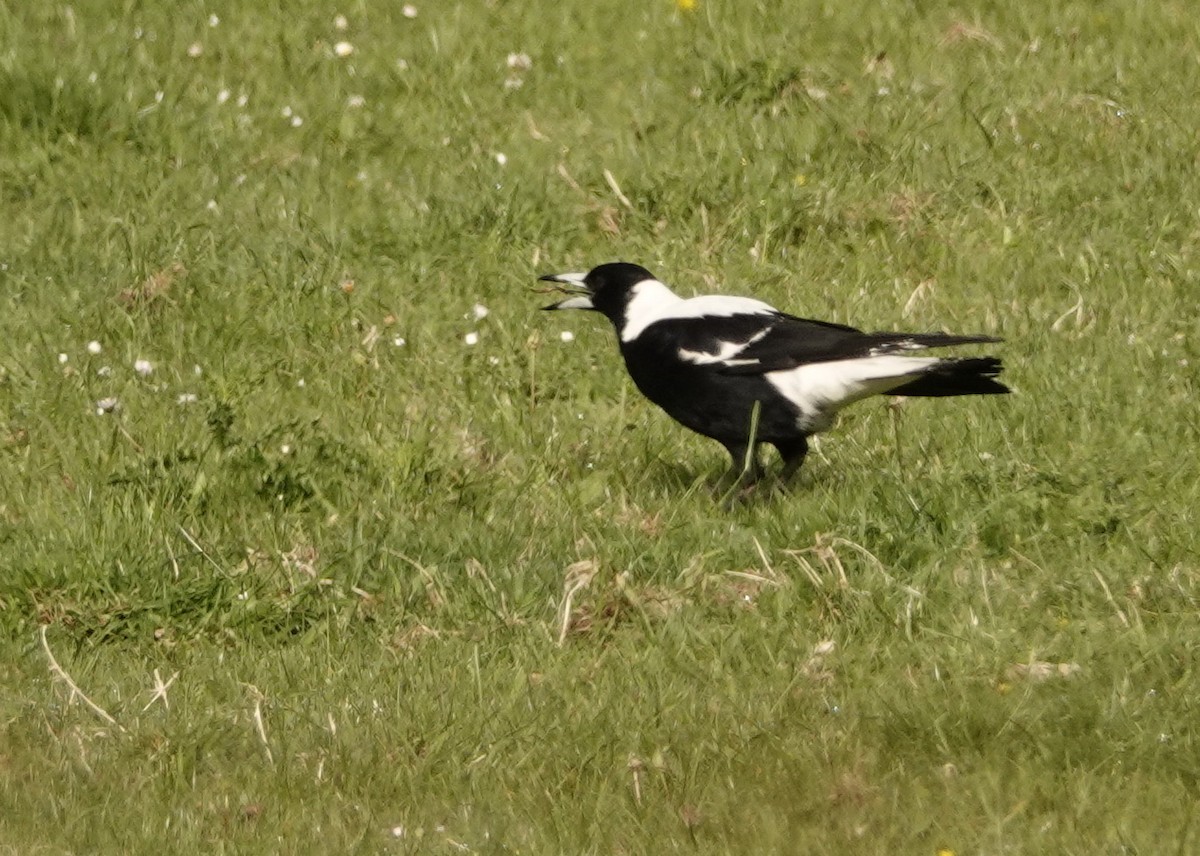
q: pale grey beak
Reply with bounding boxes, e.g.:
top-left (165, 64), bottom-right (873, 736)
top-left (538, 272), bottom-right (594, 311)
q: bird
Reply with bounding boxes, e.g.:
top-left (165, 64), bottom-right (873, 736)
top-left (539, 262), bottom-right (1009, 486)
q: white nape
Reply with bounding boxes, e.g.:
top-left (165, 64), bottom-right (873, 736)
top-left (621, 279), bottom-right (777, 342)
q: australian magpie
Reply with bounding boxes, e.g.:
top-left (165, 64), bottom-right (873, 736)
top-left (540, 262), bottom-right (1009, 484)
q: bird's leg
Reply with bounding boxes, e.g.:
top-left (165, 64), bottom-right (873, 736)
top-left (722, 441), bottom-right (763, 487)
top-left (773, 437), bottom-right (810, 483)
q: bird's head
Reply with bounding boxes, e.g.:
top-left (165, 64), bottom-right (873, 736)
top-left (538, 262), bottom-right (657, 327)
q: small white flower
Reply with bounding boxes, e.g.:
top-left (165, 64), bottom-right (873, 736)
top-left (236, 93), bottom-right (248, 107)
top-left (281, 105), bottom-right (293, 117)
top-left (559, 331), bottom-right (575, 343)
top-left (506, 52), bottom-right (532, 71)
top-left (280, 444), bottom-right (292, 455)
top-left (464, 332), bottom-right (479, 346)
top-left (347, 94), bottom-right (365, 108)
top-left (88, 71), bottom-right (98, 84)
top-left (87, 341), bottom-right (103, 355)
top-left (813, 640), bottom-right (836, 656)
top-left (391, 826), bottom-right (406, 839)
top-left (187, 42), bottom-right (203, 58)
top-left (96, 397), bottom-right (120, 414)
top-left (57, 353), bottom-right (69, 364)
top-left (216, 88), bottom-right (231, 104)
top-left (393, 336), bottom-right (406, 347)
top-left (503, 76), bottom-right (524, 91)
top-left (290, 116), bottom-right (303, 127)
top-left (402, 5), bottom-right (418, 18)
top-left (487, 355), bottom-right (500, 366)
top-left (334, 14), bottom-right (349, 30)
top-left (97, 365), bottom-right (112, 377)
top-left (208, 13), bottom-right (220, 27)
top-left (134, 358), bottom-right (154, 376)
top-left (334, 41), bottom-right (355, 57)
top-left (297, 378), bottom-right (306, 387)
top-left (472, 303), bottom-right (489, 320)
top-left (237, 591), bottom-right (249, 601)
top-left (177, 393), bottom-right (199, 405)
top-left (206, 199), bottom-right (218, 211)
top-left (494, 152), bottom-right (507, 166)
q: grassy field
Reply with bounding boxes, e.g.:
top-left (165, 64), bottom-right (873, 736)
top-left (3, 0), bottom-right (1199, 851)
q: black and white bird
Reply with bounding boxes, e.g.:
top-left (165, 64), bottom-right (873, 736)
top-left (540, 262), bottom-right (1009, 484)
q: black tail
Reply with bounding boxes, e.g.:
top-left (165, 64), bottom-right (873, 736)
top-left (892, 357), bottom-right (1010, 397)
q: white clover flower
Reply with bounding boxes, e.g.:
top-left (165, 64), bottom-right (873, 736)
top-left (216, 88), bottom-right (231, 104)
top-left (334, 41), bottom-right (354, 57)
top-left (503, 76), bottom-right (524, 91)
top-left (487, 355), bottom-right (500, 366)
top-left (334, 14), bottom-right (349, 30)
top-left (187, 42), bottom-right (203, 58)
top-left (297, 378), bottom-right (306, 387)
top-left (177, 393), bottom-right (199, 405)
top-left (506, 52), bottom-right (532, 71)
top-left (208, 13), bottom-right (220, 27)
top-left (402, 5), bottom-right (418, 18)
top-left (96, 397), bottom-right (120, 414)
top-left (393, 336), bottom-right (406, 347)
top-left (134, 358), bottom-right (154, 376)
top-left (280, 444), bottom-right (292, 455)
top-left (87, 341), bottom-right (102, 355)
top-left (559, 330), bottom-right (575, 343)
top-left (281, 105), bottom-right (293, 117)
top-left (347, 94), bottom-right (365, 108)
top-left (206, 199), bottom-right (218, 211)
top-left (236, 93), bottom-right (248, 107)
top-left (494, 152), bottom-right (508, 166)
top-left (290, 116), bottom-right (303, 127)
top-left (472, 303), bottom-right (489, 320)
top-left (464, 332), bottom-right (479, 346)
top-left (57, 353), bottom-right (69, 364)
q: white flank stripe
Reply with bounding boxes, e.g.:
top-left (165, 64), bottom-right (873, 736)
top-left (621, 279), bottom-right (777, 342)
top-left (766, 355), bottom-right (939, 432)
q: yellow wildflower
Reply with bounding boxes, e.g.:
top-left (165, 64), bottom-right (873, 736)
top-left (676, 0), bottom-right (697, 10)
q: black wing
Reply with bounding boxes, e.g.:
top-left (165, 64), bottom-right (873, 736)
top-left (645, 312), bottom-right (1002, 376)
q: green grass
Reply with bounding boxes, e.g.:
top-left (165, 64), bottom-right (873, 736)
top-left (2, 0), bottom-right (1199, 851)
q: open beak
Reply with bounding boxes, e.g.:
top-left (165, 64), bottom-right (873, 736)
top-left (538, 272), bottom-right (594, 311)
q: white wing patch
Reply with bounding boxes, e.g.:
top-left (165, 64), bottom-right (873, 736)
top-left (869, 338), bottom-right (928, 356)
top-left (766, 355), bottom-right (940, 433)
top-left (620, 279), bottom-right (778, 342)
top-left (677, 327), bottom-right (771, 368)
